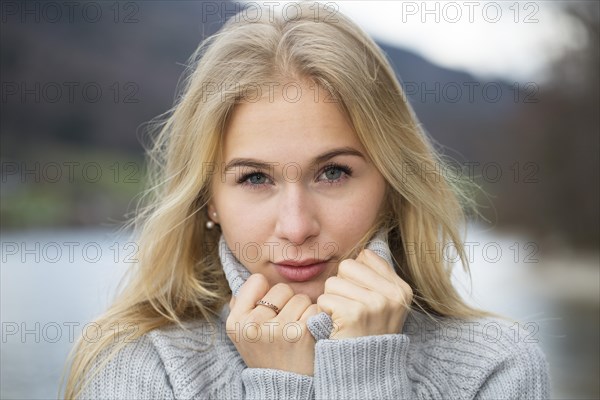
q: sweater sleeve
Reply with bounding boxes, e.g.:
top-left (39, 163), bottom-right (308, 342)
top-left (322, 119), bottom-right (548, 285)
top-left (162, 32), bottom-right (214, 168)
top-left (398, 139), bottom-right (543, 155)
top-left (77, 335), bottom-right (175, 399)
top-left (475, 341), bottom-right (551, 399)
top-left (241, 368), bottom-right (315, 400)
top-left (313, 334), bottom-right (412, 399)
top-left (312, 333), bottom-right (551, 400)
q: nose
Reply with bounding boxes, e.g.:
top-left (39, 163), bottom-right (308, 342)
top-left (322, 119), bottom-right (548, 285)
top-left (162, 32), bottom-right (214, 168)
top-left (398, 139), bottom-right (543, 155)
top-left (273, 184), bottom-right (320, 245)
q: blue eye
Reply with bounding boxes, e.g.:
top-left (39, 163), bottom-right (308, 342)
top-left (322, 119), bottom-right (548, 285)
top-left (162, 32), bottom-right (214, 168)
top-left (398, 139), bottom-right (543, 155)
top-left (319, 163), bottom-right (353, 184)
top-left (248, 173), bottom-right (267, 185)
top-left (236, 162), bottom-right (353, 190)
top-left (324, 167), bottom-right (342, 180)
top-left (237, 172), bottom-right (270, 189)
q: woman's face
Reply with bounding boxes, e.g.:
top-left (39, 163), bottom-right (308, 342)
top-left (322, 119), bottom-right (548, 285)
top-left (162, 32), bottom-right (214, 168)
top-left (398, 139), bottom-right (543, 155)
top-left (209, 81), bottom-right (387, 303)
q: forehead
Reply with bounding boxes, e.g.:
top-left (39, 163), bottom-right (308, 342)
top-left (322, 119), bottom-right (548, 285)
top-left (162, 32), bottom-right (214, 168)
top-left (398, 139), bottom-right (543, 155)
top-left (222, 82), bottom-right (364, 161)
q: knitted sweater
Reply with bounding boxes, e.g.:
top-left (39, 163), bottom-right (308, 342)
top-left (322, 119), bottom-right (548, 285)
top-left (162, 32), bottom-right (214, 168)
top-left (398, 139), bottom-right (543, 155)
top-left (79, 232), bottom-right (551, 399)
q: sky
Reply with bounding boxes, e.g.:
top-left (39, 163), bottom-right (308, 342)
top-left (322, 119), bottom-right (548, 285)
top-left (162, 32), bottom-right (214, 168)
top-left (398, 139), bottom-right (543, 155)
top-left (240, 1), bottom-right (588, 83)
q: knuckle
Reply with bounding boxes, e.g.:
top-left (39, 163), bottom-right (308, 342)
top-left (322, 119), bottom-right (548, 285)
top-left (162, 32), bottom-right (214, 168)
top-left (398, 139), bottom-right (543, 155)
top-left (398, 280), bottom-right (410, 291)
top-left (393, 295), bottom-right (411, 309)
top-left (348, 306), bottom-right (362, 321)
top-left (272, 283), bottom-right (294, 297)
top-left (249, 273), bottom-right (269, 288)
top-left (316, 294), bottom-right (326, 307)
top-left (337, 259), bottom-right (353, 274)
top-left (324, 276), bottom-right (337, 290)
top-left (372, 293), bottom-right (388, 311)
top-left (401, 285), bottom-right (414, 303)
top-left (293, 293), bottom-right (311, 304)
top-left (403, 294), bottom-right (414, 307)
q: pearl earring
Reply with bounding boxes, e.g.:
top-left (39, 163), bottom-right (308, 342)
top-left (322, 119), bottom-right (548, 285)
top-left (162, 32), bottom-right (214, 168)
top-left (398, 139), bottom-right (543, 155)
top-left (206, 211), bottom-right (217, 229)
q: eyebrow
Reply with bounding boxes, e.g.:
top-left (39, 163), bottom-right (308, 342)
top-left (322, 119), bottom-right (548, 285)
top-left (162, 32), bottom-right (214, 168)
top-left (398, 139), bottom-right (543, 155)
top-left (224, 146), bottom-right (365, 172)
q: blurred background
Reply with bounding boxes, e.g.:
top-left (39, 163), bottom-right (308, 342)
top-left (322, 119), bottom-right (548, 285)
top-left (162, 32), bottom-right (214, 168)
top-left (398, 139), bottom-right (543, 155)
top-left (1, 1), bottom-right (598, 398)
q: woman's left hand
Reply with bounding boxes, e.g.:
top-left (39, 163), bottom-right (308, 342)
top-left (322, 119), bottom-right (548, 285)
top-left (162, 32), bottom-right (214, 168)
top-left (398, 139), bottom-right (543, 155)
top-left (317, 248), bottom-right (413, 339)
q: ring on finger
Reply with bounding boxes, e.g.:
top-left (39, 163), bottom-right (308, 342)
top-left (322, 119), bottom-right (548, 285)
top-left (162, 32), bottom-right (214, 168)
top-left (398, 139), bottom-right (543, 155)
top-left (255, 300), bottom-right (280, 315)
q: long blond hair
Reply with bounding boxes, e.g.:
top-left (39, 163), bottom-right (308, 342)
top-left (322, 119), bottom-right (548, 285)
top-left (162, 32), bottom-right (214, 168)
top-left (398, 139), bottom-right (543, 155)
top-left (63, 2), bottom-right (495, 397)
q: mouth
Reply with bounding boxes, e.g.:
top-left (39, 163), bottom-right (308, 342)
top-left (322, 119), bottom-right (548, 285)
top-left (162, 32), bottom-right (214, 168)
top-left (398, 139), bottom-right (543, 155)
top-left (272, 259), bottom-right (331, 282)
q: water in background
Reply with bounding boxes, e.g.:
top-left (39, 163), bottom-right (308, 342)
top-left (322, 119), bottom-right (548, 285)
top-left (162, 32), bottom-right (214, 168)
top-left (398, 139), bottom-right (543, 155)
top-left (1, 229), bottom-right (130, 399)
top-left (1, 226), bottom-right (598, 398)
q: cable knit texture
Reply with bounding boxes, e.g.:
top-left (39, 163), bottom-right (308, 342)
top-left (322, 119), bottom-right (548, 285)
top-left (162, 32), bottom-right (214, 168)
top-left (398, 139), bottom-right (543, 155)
top-left (79, 231), bottom-right (551, 399)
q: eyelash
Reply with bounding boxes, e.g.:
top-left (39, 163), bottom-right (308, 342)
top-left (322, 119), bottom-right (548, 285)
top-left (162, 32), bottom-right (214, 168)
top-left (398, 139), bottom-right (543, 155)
top-left (236, 162), bottom-right (354, 190)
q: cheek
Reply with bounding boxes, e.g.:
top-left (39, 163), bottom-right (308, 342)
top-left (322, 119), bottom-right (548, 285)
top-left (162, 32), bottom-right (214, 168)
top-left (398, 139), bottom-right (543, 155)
top-left (315, 202), bottom-right (373, 256)
top-left (220, 213), bottom-right (266, 253)
top-left (214, 195), bottom-right (273, 271)
top-left (324, 188), bottom-right (382, 229)
top-left (214, 189), bottom-right (269, 234)
top-left (320, 180), bottom-right (386, 251)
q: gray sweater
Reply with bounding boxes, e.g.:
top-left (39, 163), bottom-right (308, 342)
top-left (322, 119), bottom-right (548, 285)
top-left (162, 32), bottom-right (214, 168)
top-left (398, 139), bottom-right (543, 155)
top-left (80, 233), bottom-right (551, 399)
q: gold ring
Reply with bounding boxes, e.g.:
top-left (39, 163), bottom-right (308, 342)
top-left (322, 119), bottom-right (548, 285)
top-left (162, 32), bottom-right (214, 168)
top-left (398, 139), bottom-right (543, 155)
top-left (255, 300), bottom-right (280, 315)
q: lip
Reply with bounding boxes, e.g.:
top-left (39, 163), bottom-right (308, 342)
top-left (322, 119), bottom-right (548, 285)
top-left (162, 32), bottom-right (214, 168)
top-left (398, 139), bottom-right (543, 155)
top-left (273, 260), bottom-right (330, 282)
top-left (273, 258), bottom-right (329, 267)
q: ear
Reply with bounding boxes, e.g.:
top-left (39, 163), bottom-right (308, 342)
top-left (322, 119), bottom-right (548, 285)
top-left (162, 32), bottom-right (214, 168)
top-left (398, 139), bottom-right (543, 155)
top-left (207, 203), bottom-right (220, 223)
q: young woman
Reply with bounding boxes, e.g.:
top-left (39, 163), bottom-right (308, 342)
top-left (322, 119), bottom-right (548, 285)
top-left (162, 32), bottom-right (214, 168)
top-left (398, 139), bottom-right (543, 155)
top-left (64, 2), bottom-right (550, 398)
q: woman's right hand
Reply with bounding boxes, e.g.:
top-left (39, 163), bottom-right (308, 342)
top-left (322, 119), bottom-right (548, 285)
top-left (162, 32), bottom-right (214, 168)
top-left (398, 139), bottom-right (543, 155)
top-left (226, 274), bottom-right (319, 376)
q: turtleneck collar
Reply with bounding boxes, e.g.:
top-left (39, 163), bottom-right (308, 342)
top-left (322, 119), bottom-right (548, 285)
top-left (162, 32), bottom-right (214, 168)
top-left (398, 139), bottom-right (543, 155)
top-left (217, 229), bottom-right (396, 341)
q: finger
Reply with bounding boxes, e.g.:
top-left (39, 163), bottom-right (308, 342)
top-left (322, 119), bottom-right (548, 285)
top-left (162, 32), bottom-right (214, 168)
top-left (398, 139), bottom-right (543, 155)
top-left (317, 293), bottom-right (361, 318)
top-left (337, 258), bottom-right (390, 291)
top-left (361, 249), bottom-right (412, 298)
top-left (323, 276), bottom-right (375, 304)
top-left (231, 273), bottom-right (269, 318)
top-left (299, 304), bottom-right (319, 323)
top-left (356, 249), bottom-right (394, 278)
top-left (251, 283), bottom-right (295, 321)
top-left (337, 259), bottom-right (401, 301)
top-left (277, 294), bottom-right (312, 321)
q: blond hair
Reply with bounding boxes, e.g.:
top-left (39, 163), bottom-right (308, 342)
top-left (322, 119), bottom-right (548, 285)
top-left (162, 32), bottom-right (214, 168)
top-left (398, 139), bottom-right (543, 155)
top-left (63, 2), bottom-right (495, 397)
